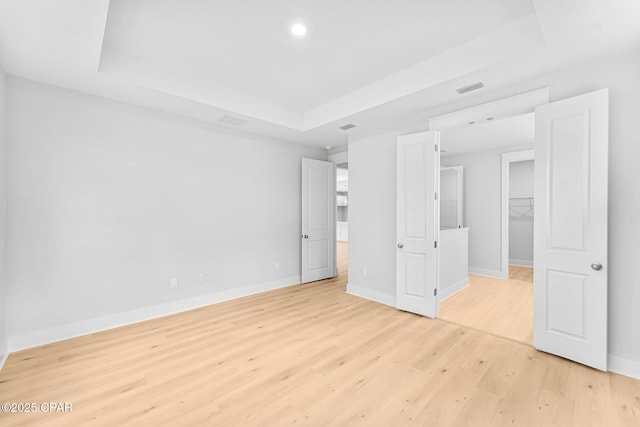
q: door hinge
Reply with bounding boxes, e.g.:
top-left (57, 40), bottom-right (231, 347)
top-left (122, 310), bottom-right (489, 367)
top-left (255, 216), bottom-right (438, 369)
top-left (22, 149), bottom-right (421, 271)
top-left (435, 144), bottom-right (438, 152)
top-left (434, 288), bottom-right (437, 296)
top-left (434, 192), bottom-right (438, 200)
top-left (434, 241), bottom-right (438, 248)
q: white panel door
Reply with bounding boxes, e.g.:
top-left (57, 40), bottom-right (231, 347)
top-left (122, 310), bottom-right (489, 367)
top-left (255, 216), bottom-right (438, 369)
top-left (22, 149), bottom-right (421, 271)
top-left (396, 131), bottom-right (440, 317)
top-left (301, 158), bottom-right (336, 283)
top-left (534, 89), bottom-right (608, 370)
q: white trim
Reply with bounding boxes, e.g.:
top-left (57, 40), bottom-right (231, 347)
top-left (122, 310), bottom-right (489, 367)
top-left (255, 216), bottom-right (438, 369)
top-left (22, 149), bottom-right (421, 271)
top-left (608, 354), bottom-right (640, 380)
top-left (328, 151), bottom-right (348, 164)
top-left (469, 267), bottom-right (507, 279)
top-left (428, 87), bottom-right (550, 131)
top-left (346, 283), bottom-right (396, 308)
top-left (0, 353), bottom-right (8, 372)
top-left (439, 277), bottom-right (470, 301)
top-left (8, 275), bottom-right (301, 352)
top-left (501, 149), bottom-right (535, 279)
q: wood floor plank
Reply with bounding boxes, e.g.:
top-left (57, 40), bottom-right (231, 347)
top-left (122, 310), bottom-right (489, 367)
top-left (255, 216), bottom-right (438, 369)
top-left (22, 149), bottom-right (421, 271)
top-left (509, 264), bottom-right (534, 282)
top-left (440, 271), bottom-right (534, 345)
top-left (1, 242), bottom-right (639, 426)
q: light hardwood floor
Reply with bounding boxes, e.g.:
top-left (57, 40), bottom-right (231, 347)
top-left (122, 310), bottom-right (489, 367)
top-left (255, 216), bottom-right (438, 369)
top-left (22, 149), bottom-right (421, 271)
top-left (440, 267), bottom-right (534, 346)
top-left (1, 252), bottom-right (639, 426)
top-left (509, 264), bottom-right (533, 283)
top-left (337, 241), bottom-right (348, 277)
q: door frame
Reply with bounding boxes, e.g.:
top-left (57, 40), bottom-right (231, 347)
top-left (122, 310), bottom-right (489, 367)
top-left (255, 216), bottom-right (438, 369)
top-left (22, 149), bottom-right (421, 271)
top-left (501, 149), bottom-right (535, 279)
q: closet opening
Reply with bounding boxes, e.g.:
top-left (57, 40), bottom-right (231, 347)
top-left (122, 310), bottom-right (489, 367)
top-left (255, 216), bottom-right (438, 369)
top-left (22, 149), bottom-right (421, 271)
top-left (437, 113), bottom-right (536, 346)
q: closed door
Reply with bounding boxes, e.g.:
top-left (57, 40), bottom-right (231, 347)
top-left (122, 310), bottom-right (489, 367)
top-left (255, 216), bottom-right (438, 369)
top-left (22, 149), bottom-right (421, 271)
top-left (301, 158), bottom-right (336, 283)
top-left (396, 131), bottom-right (440, 317)
top-left (534, 89), bottom-right (608, 370)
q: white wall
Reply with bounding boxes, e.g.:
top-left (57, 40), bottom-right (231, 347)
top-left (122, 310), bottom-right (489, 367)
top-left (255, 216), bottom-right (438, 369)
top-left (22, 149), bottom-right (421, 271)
top-left (509, 160), bottom-right (534, 266)
top-left (0, 67), bottom-right (7, 364)
top-left (347, 131), bottom-right (399, 304)
top-left (5, 77), bottom-right (325, 349)
top-left (348, 54), bottom-right (640, 376)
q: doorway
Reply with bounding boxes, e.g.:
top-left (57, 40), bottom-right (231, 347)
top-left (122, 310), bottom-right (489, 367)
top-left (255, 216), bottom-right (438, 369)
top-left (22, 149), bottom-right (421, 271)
top-left (436, 120), bottom-right (536, 345)
top-left (328, 149), bottom-right (349, 282)
top-left (395, 88), bottom-right (609, 370)
top-left (336, 162), bottom-right (349, 278)
top-left (502, 150), bottom-right (535, 282)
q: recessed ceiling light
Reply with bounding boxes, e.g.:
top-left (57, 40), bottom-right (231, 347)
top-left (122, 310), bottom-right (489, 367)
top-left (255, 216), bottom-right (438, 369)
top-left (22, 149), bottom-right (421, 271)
top-left (291, 23), bottom-right (307, 37)
top-left (468, 121), bottom-right (476, 125)
top-left (486, 117), bottom-right (494, 121)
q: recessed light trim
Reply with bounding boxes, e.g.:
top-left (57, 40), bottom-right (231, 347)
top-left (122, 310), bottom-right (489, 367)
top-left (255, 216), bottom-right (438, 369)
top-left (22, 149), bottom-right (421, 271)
top-left (291, 23), bottom-right (307, 37)
top-left (339, 124), bottom-right (356, 131)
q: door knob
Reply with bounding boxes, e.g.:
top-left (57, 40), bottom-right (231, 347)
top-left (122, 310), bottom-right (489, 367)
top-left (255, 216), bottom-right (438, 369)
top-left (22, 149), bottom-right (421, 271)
top-left (303, 235), bottom-right (309, 239)
top-left (397, 243), bottom-right (404, 248)
top-left (591, 263), bottom-right (603, 271)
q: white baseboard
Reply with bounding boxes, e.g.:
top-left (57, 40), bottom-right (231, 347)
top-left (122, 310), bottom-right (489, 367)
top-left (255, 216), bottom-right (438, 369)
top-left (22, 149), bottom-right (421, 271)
top-left (346, 283), bottom-right (396, 308)
top-left (608, 353), bottom-right (640, 380)
top-left (439, 277), bottom-right (470, 301)
top-left (8, 275), bottom-right (301, 352)
top-left (509, 259), bottom-right (534, 267)
top-left (0, 353), bottom-right (8, 372)
top-left (468, 267), bottom-right (507, 279)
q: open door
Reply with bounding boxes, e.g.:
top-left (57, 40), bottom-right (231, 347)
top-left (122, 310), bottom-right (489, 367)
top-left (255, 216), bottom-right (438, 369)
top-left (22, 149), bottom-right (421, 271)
top-left (396, 131), bottom-right (440, 317)
top-left (534, 89), bottom-right (608, 370)
top-left (301, 158), bottom-right (337, 283)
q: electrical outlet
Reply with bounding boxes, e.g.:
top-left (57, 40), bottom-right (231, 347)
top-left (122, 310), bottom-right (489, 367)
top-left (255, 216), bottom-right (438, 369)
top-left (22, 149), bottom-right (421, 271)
top-left (170, 277), bottom-right (179, 288)
top-left (199, 273), bottom-right (207, 284)
top-left (274, 262), bottom-right (280, 271)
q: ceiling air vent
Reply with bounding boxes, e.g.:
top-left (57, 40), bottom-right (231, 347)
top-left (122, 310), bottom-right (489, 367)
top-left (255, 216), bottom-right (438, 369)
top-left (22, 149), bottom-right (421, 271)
top-left (339, 124), bottom-right (356, 131)
top-left (218, 115), bottom-right (246, 126)
top-left (456, 82), bottom-right (484, 94)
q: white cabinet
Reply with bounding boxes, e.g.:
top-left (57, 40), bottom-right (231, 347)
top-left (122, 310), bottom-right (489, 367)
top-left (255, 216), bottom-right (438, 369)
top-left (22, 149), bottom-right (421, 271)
top-left (439, 228), bottom-right (469, 300)
top-left (337, 221), bottom-right (349, 241)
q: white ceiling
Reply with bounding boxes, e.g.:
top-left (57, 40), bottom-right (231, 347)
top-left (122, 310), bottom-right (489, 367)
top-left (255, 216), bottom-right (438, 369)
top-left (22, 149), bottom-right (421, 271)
top-left (102, 0), bottom-right (533, 111)
top-left (0, 0), bottom-right (639, 147)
